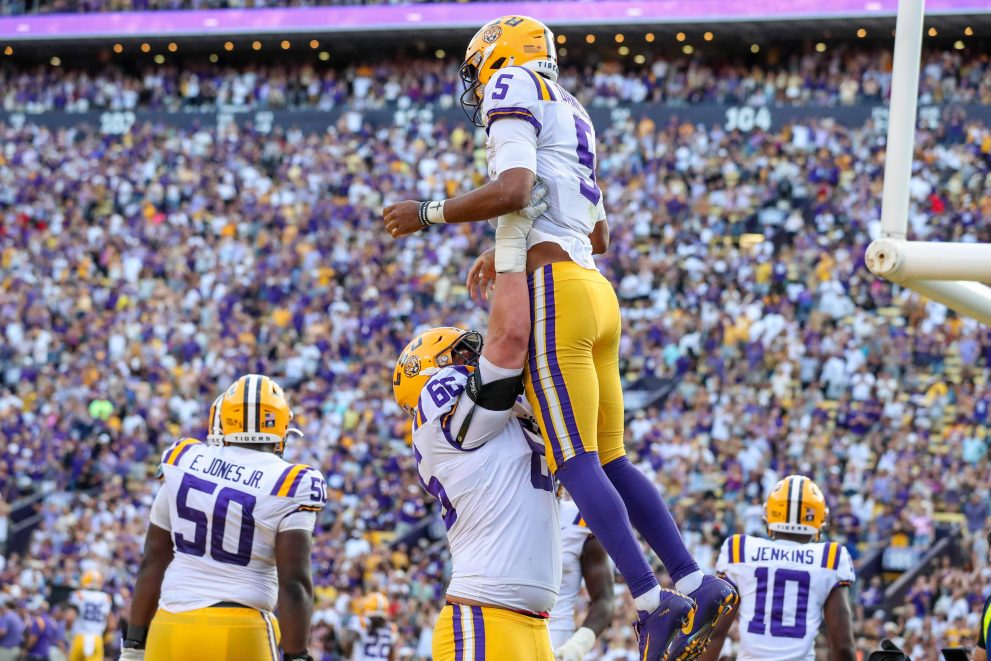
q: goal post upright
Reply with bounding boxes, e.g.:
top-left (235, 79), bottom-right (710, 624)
top-left (865, 0), bottom-right (991, 325)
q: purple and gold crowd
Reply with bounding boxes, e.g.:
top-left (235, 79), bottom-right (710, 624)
top-left (2, 45), bottom-right (991, 113)
top-left (2, 49), bottom-right (991, 659)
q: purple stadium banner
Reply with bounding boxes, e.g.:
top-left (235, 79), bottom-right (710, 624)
top-left (0, 0), bottom-right (988, 40)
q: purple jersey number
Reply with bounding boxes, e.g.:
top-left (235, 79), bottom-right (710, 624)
top-left (491, 73), bottom-right (513, 101)
top-left (175, 472), bottom-right (257, 566)
top-left (413, 444), bottom-right (457, 529)
top-left (747, 567), bottom-right (810, 639)
top-left (526, 435), bottom-right (553, 492)
top-left (573, 115), bottom-right (601, 205)
top-left (426, 376), bottom-right (463, 409)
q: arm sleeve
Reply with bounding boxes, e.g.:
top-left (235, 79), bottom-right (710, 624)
top-left (715, 537), bottom-right (732, 575)
top-left (443, 357), bottom-right (523, 451)
top-left (835, 546), bottom-right (855, 586)
top-left (487, 118), bottom-right (537, 177)
top-left (278, 468), bottom-right (325, 532)
top-left (596, 195), bottom-right (607, 221)
top-left (149, 486), bottom-right (171, 531)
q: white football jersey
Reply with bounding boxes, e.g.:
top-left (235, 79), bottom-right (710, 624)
top-left (412, 365), bottom-right (561, 613)
top-left (481, 66), bottom-right (605, 270)
top-left (716, 535), bottom-right (855, 661)
top-left (150, 439), bottom-right (326, 613)
top-left (348, 617), bottom-right (397, 661)
top-left (549, 499), bottom-right (592, 647)
top-left (69, 589), bottom-right (112, 636)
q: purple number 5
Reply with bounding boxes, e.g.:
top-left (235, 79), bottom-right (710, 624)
top-left (491, 73), bottom-right (513, 100)
top-left (573, 115), bottom-right (601, 205)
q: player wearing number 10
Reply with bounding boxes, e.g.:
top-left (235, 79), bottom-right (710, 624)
top-left (121, 374), bottom-right (327, 661)
top-left (701, 476), bottom-right (856, 661)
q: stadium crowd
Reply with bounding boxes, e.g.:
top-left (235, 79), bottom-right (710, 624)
top-left (1, 54), bottom-right (991, 660)
top-left (2, 45), bottom-right (991, 114)
top-left (3, 0), bottom-right (514, 15)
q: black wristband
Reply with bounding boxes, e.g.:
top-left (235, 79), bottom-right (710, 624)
top-left (283, 653), bottom-right (313, 661)
top-left (418, 201), bottom-right (431, 226)
top-left (122, 623), bottom-right (148, 649)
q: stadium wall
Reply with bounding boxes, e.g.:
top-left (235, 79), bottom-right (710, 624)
top-left (1, 101), bottom-right (985, 135)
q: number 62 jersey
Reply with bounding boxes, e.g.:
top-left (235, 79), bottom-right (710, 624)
top-left (150, 438), bottom-right (328, 613)
top-left (716, 534), bottom-right (854, 661)
top-left (412, 364), bottom-right (561, 614)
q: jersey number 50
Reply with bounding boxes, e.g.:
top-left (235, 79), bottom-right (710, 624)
top-left (175, 473), bottom-right (256, 567)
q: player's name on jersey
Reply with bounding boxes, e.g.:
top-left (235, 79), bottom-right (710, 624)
top-left (750, 546), bottom-right (817, 565)
top-left (188, 454), bottom-right (264, 490)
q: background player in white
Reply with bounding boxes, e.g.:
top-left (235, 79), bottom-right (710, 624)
top-left (68, 569), bottom-right (112, 661)
top-left (120, 374), bottom-right (326, 661)
top-left (700, 475), bottom-right (856, 661)
top-left (342, 593), bottom-right (397, 661)
top-left (384, 15), bottom-right (734, 660)
top-left (550, 497), bottom-right (615, 661)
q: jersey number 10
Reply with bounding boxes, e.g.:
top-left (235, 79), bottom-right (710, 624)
top-left (747, 567), bottom-right (810, 639)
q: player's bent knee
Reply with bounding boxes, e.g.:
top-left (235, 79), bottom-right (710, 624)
top-left (598, 444), bottom-right (627, 467)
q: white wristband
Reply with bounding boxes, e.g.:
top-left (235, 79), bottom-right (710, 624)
top-left (567, 627), bottom-right (596, 656)
top-left (419, 200), bottom-right (446, 225)
top-left (494, 212), bottom-right (532, 273)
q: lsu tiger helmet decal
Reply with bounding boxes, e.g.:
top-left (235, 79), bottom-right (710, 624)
top-left (393, 327), bottom-right (482, 417)
top-left (460, 15), bottom-right (558, 125)
top-left (764, 475), bottom-right (829, 541)
top-left (219, 374), bottom-right (300, 455)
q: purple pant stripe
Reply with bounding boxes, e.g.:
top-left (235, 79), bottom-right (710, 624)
top-left (452, 606), bottom-right (464, 661)
top-left (541, 267), bottom-right (585, 455)
top-left (471, 606), bottom-right (485, 661)
top-left (528, 269), bottom-right (565, 468)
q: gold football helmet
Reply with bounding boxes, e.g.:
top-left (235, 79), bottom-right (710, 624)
top-left (460, 15), bottom-right (558, 125)
top-left (764, 475), bottom-right (829, 540)
top-left (80, 569), bottom-right (104, 590)
top-left (362, 592), bottom-right (390, 618)
top-left (219, 374), bottom-right (300, 455)
top-left (393, 327), bottom-right (482, 417)
top-left (206, 393), bottom-right (224, 446)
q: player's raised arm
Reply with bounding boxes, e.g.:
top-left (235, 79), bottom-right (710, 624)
top-left (823, 586), bottom-right (856, 661)
top-left (275, 529), bottom-right (315, 659)
top-left (121, 522), bottom-right (174, 660)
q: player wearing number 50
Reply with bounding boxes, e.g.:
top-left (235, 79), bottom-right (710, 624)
top-left (120, 374), bottom-right (327, 661)
top-left (700, 476), bottom-right (856, 661)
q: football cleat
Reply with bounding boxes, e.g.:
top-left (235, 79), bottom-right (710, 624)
top-left (633, 589), bottom-right (696, 661)
top-left (666, 576), bottom-right (740, 661)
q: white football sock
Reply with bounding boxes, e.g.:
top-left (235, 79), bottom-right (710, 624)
top-left (634, 585), bottom-right (662, 613)
top-left (676, 570), bottom-right (704, 595)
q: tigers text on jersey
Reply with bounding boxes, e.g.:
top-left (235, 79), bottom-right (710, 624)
top-left (150, 439), bottom-right (327, 613)
top-left (481, 66), bottom-right (605, 271)
top-left (348, 617), bottom-right (397, 661)
top-left (549, 499), bottom-right (592, 648)
top-left (411, 365), bottom-right (561, 613)
top-left (69, 589), bottom-right (112, 636)
top-left (716, 535), bottom-right (855, 661)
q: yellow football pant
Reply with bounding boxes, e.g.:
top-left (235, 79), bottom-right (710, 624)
top-left (433, 604), bottom-right (553, 661)
top-left (68, 634), bottom-right (103, 661)
top-left (525, 261), bottom-right (626, 474)
top-left (146, 606), bottom-right (281, 661)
